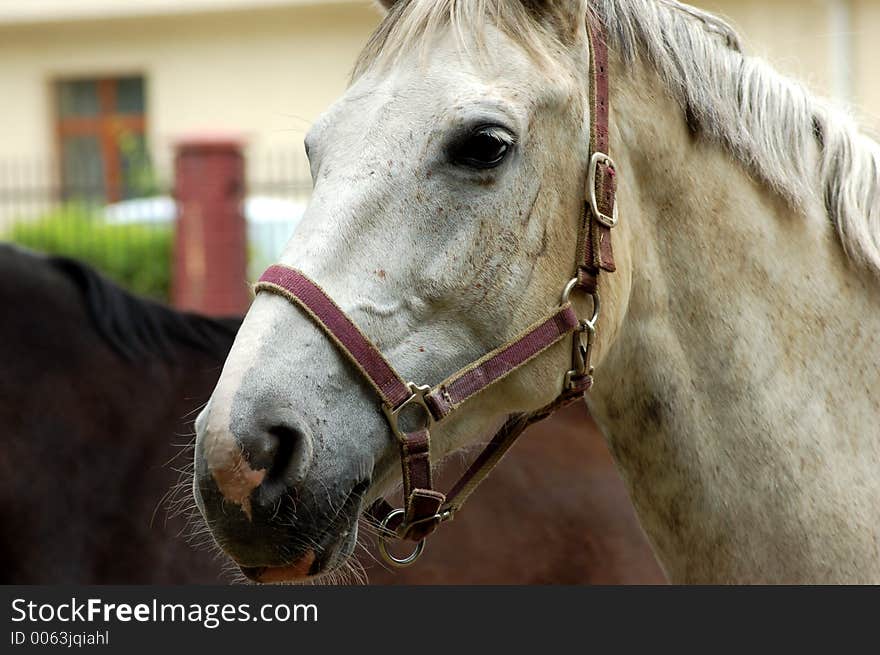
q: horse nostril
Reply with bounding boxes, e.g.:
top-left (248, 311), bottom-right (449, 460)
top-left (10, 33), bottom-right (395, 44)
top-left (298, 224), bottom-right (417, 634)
top-left (195, 406), bottom-right (316, 524)
top-left (266, 424), bottom-right (307, 483)
top-left (238, 420), bottom-right (314, 492)
top-left (238, 429), bottom-right (279, 471)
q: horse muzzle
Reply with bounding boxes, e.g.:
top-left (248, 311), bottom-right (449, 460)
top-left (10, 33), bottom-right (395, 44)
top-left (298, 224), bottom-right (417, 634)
top-left (193, 401), bottom-right (369, 582)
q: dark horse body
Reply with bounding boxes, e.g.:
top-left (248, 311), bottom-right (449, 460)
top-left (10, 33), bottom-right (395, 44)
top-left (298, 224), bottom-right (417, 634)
top-left (0, 244), bottom-right (238, 583)
top-left (0, 244), bottom-right (663, 584)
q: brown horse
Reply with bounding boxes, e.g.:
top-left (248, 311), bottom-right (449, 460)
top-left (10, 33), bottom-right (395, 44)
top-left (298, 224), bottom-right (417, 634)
top-left (0, 245), bottom-right (240, 584)
top-left (0, 245), bottom-right (663, 584)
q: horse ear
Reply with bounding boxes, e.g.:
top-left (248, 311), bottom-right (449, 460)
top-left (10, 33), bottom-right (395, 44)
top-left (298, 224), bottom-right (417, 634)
top-left (374, 0), bottom-right (398, 11)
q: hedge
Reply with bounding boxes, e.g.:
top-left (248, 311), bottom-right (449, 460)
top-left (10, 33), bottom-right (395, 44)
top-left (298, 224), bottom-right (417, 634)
top-left (6, 204), bottom-right (173, 301)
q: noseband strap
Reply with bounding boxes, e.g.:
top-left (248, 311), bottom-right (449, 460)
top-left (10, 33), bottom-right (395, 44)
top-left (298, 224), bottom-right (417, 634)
top-left (254, 9), bottom-right (617, 567)
top-left (252, 265), bottom-right (412, 407)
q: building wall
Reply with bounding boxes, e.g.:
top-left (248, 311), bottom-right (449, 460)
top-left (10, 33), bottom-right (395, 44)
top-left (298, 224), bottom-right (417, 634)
top-left (700, 0), bottom-right (834, 90)
top-left (0, 0), bottom-right (351, 23)
top-left (853, 0), bottom-right (880, 126)
top-left (0, 2), bottom-right (381, 179)
top-left (700, 0), bottom-right (877, 126)
top-left (0, 0), bottom-right (877, 182)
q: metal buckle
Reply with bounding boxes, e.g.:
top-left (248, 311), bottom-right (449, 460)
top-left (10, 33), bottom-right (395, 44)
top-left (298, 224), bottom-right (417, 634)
top-left (382, 383), bottom-right (434, 443)
top-left (587, 152), bottom-right (618, 229)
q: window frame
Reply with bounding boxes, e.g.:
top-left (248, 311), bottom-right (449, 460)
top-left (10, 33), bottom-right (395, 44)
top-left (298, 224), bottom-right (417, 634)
top-left (53, 75), bottom-right (148, 203)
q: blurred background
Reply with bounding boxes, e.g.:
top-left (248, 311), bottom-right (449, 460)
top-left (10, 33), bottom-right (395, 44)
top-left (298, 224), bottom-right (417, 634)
top-left (0, 0), bottom-right (877, 584)
top-left (0, 0), bottom-right (876, 312)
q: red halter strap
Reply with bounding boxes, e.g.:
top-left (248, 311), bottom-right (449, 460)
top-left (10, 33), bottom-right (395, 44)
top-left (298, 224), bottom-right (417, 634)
top-left (256, 266), bottom-right (584, 540)
top-left (254, 9), bottom-right (617, 566)
top-left (579, 9), bottom-right (617, 292)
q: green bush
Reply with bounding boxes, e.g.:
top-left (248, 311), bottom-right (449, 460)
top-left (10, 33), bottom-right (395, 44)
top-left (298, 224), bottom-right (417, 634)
top-left (5, 204), bottom-right (173, 301)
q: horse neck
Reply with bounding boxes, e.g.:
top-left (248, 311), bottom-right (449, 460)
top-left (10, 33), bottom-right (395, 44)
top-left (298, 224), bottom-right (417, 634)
top-left (589, 58), bottom-right (880, 583)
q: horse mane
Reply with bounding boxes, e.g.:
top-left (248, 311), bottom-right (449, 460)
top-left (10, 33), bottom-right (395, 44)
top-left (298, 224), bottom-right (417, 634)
top-left (48, 255), bottom-right (241, 362)
top-left (355, 0), bottom-right (880, 275)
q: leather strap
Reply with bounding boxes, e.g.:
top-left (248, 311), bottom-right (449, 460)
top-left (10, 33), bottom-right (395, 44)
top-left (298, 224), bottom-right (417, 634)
top-left (578, 10), bottom-right (617, 293)
top-left (424, 305), bottom-right (579, 420)
top-left (398, 429), bottom-right (445, 541)
top-left (257, 267), bottom-right (579, 422)
top-left (366, 379), bottom-right (590, 541)
top-left (256, 266), bottom-right (411, 408)
top-left (441, 380), bottom-right (591, 515)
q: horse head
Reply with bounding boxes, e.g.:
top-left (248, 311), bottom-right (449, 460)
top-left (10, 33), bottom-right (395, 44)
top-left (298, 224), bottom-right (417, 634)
top-left (192, 0), bottom-right (626, 582)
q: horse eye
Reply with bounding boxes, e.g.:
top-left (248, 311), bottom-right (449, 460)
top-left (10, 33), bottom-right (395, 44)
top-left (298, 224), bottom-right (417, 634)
top-left (452, 127), bottom-right (513, 169)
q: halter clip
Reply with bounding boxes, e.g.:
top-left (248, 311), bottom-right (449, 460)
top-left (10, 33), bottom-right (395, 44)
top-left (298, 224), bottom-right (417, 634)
top-left (561, 278), bottom-right (600, 391)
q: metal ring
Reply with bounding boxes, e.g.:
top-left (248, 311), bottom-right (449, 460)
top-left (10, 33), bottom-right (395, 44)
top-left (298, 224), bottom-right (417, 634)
top-left (377, 509), bottom-right (426, 568)
top-left (561, 278), bottom-right (600, 327)
top-left (585, 292), bottom-right (600, 329)
top-left (561, 278), bottom-right (579, 304)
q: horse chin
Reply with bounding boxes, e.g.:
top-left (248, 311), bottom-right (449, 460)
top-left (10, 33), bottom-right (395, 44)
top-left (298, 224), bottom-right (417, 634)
top-left (237, 521), bottom-right (359, 584)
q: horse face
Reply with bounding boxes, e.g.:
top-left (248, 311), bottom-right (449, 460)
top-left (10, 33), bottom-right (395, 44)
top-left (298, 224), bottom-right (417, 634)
top-left (194, 17), bottom-right (593, 582)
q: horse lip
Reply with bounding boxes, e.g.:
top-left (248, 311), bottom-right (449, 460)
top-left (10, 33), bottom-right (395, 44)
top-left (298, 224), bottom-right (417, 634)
top-left (238, 479), bottom-right (367, 583)
top-left (240, 551), bottom-right (318, 583)
top-left (238, 527), bottom-right (356, 583)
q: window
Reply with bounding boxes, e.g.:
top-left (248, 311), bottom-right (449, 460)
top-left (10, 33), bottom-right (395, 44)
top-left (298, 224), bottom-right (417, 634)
top-left (55, 76), bottom-right (152, 203)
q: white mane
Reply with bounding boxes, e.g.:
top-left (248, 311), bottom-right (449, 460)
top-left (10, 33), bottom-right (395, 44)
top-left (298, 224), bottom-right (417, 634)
top-left (358, 0), bottom-right (880, 274)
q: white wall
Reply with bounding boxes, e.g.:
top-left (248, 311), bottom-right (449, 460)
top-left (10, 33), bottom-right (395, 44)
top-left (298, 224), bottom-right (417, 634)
top-left (701, 0), bottom-right (878, 128)
top-left (0, 0), bottom-right (877, 182)
top-left (0, 2), bottom-right (381, 181)
top-left (0, 0), bottom-right (348, 24)
top-left (854, 0), bottom-right (880, 127)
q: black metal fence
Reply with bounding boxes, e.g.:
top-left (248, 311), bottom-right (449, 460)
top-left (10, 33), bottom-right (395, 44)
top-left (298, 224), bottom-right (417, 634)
top-left (0, 149), bottom-right (313, 301)
top-left (243, 147), bottom-right (313, 278)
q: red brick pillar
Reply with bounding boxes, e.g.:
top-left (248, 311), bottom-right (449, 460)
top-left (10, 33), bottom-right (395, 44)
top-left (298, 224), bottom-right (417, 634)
top-left (172, 135), bottom-right (250, 316)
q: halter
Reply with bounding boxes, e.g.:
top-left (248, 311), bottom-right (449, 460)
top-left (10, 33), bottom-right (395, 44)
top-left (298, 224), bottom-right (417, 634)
top-left (255, 12), bottom-right (617, 568)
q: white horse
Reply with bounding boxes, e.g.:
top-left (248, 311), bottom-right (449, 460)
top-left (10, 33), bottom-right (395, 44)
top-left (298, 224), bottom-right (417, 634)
top-left (193, 0), bottom-right (880, 584)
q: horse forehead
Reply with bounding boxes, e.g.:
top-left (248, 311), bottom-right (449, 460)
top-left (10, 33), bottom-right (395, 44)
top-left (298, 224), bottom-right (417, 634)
top-left (335, 30), bottom-right (549, 124)
top-left (334, 73), bottom-right (508, 129)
